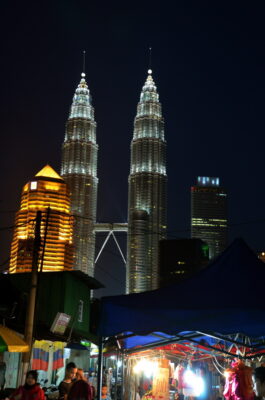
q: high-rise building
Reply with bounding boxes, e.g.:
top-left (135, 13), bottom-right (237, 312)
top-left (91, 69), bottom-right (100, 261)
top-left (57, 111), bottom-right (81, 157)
top-left (159, 238), bottom-right (209, 288)
top-left (127, 70), bottom-right (167, 293)
top-left (61, 72), bottom-right (98, 275)
top-left (9, 165), bottom-right (73, 273)
top-left (191, 176), bottom-right (227, 259)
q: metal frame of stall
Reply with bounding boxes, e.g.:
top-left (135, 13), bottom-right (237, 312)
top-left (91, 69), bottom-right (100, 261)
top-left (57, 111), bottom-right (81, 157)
top-left (96, 330), bottom-right (265, 400)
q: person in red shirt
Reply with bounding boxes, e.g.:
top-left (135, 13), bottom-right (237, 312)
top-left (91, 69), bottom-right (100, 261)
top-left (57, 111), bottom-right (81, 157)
top-left (11, 370), bottom-right (45, 400)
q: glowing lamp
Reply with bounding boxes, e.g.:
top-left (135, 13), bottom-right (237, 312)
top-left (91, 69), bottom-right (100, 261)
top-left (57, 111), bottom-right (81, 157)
top-left (133, 359), bottom-right (158, 377)
top-left (184, 368), bottom-right (205, 397)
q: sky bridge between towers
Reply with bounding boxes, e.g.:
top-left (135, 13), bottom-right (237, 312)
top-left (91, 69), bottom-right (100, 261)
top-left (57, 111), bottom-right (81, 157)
top-left (94, 222), bottom-right (128, 266)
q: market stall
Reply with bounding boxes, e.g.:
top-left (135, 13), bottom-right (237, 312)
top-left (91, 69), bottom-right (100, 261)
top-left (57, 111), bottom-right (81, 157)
top-left (0, 325), bottom-right (29, 353)
top-left (97, 239), bottom-right (265, 400)
top-left (0, 325), bottom-right (29, 389)
top-left (123, 346), bottom-right (216, 400)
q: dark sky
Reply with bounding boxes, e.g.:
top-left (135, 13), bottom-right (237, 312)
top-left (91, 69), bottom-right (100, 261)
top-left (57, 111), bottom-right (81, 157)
top-left (1, 2), bottom-right (265, 297)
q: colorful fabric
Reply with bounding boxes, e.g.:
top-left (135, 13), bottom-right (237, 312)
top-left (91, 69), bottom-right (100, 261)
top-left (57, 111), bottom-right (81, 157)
top-left (0, 325), bottom-right (29, 352)
top-left (223, 361), bottom-right (254, 400)
top-left (32, 340), bottom-right (49, 371)
top-left (53, 341), bottom-right (65, 370)
top-left (175, 364), bottom-right (185, 389)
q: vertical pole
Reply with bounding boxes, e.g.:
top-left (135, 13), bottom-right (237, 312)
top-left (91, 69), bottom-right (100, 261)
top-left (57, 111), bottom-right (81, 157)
top-left (121, 352), bottom-right (124, 400)
top-left (40, 207), bottom-right (50, 272)
top-left (114, 352), bottom-right (119, 400)
top-left (97, 337), bottom-right (104, 400)
top-left (20, 211), bottom-right (42, 384)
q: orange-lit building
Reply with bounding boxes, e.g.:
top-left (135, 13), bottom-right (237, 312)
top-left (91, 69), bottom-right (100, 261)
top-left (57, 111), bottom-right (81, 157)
top-left (9, 165), bottom-right (73, 273)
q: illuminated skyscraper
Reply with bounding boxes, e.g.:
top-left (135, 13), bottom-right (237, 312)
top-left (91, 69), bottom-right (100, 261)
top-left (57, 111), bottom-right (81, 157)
top-left (127, 70), bottom-right (167, 293)
top-left (191, 176), bottom-right (228, 259)
top-left (9, 165), bottom-right (73, 273)
top-left (61, 72), bottom-right (98, 275)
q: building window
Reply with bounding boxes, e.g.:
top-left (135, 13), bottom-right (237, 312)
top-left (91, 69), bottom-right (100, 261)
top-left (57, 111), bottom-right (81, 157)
top-left (30, 181), bottom-right (37, 190)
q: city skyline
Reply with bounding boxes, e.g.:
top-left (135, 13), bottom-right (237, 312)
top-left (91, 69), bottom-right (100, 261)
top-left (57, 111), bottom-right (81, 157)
top-left (1, 2), bottom-right (265, 296)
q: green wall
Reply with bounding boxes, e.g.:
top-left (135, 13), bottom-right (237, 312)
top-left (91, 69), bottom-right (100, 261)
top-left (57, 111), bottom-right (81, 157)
top-left (9, 272), bottom-right (91, 338)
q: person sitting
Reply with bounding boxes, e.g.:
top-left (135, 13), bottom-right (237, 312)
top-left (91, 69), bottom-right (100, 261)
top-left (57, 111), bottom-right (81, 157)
top-left (11, 370), bottom-right (45, 400)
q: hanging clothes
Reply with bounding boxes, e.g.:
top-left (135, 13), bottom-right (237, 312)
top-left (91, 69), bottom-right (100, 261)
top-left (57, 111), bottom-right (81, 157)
top-left (175, 365), bottom-right (185, 390)
top-left (53, 342), bottom-right (65, 370)
top-left (31, 340), bottom-right (49, 371)
top-left (152, 359), bottom-right (170, 400)
top-left (223, 360), bottom-right (254, 400)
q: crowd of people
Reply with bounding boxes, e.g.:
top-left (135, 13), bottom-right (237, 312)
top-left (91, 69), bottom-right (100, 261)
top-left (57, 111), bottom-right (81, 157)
top-left (6, 363), bottom-right (265, 400)
top-left (7, 362), bottom-right (112, 400)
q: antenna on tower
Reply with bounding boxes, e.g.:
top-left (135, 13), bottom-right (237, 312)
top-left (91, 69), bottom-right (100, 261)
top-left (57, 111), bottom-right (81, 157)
top-left (148, 47), bottom-right (152, 75)
top-left (82, 50), bottom-right (86, 77)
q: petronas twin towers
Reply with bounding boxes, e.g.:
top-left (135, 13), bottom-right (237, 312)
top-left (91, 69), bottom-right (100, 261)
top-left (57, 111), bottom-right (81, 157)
top-left (61, 68), bottom-right (167, 293)
top-left (61, 73), bottom-right (98, 277)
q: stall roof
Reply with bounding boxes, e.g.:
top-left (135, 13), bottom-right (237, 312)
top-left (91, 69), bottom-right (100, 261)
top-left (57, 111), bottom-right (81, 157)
top-left (99, 239), bottom-right (265, 351)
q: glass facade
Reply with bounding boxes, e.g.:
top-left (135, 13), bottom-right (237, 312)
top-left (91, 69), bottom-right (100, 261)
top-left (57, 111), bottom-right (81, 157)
top-left (127, 71), bottom-right (167, 293)
top-left (191, 177), bottom-right (228, 259)
top-left (61, 74), bottom-right (98, 275)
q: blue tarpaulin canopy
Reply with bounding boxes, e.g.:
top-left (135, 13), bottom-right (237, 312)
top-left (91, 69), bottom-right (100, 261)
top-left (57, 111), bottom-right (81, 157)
top-left (98, 239), bottom-right (265, 355)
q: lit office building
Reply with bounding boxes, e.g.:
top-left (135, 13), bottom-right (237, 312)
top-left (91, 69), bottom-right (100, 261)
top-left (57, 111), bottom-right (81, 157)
top-left (127, 70), bottom-right (167, 293)
top-left (9, 165), bottom-right (73, 273)
top-left (191, 176), bottom-right (227, 259)
top-left (61, 72), bottom-right (98, 275)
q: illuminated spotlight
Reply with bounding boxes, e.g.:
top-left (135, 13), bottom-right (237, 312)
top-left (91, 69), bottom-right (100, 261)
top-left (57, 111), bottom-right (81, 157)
top-left (184, 369), bottom-right (205, 397)
top-left (133, 359), bottom-right (157, 377)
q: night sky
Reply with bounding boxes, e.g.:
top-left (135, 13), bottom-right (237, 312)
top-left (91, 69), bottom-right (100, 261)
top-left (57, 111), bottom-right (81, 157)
top-left (1, 2), bottom-right (265, 297)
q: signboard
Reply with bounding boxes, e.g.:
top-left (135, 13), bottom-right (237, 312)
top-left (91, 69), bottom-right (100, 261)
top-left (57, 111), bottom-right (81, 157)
top-left (50, 312), bottom-right (71, 335)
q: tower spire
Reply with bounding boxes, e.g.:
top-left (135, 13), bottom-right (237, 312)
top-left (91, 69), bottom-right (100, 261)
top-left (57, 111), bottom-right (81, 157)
top-left (82, 50), bottom-right (86, 77)
top-left (148, 46), bottom-right (152, 74)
